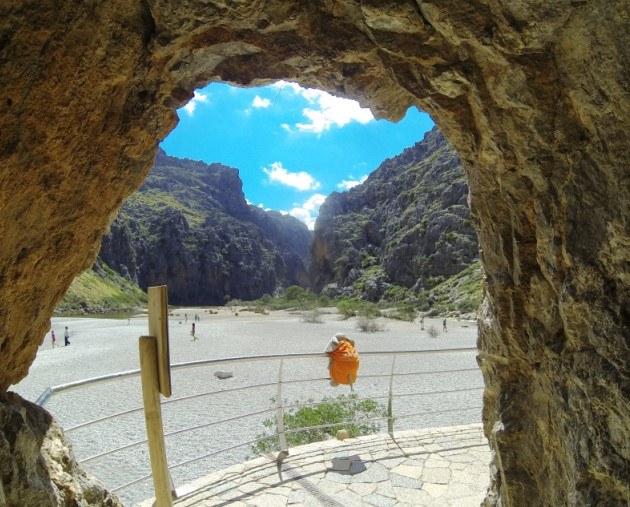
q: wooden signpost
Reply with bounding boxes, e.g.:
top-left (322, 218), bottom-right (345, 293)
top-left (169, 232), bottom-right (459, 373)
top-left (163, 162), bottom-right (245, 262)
top-left (141, 286), bottom-right (174, 506)
top-left (148, 285), bottom-right (172, 398)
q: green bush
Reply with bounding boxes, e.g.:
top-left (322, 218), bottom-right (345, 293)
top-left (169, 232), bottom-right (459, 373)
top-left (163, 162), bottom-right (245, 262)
top-left (253, 394), bottom-right (386, 455)
top-left (285, 285), bottom-right (306, 301)
top-left (336, 298), bottom-right (381, 319)
top-left (389, 305), bottom-right (416, 322)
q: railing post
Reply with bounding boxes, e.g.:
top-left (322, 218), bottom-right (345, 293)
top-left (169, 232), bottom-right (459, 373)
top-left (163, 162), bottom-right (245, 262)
top-left (275, 359), bottom-right (289, 457)
top-left (388, 354), bottom-right (397, 437)
top-left (140, 335), bottom-right (173, 507)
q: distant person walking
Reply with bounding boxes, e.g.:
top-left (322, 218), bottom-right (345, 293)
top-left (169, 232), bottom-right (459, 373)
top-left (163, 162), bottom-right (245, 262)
top-left (420, 316), bottom-right (424, 330)
top-left (442, 319), bottom-right (447, 332)
top-left (64, 327), bottom-right (70, 346)
top-left (191, 322), bottom-right (198, 340)
top-left (51, 330), bottom-right (56, 348)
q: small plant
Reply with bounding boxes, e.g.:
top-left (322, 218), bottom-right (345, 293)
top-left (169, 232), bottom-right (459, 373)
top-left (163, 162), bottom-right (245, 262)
top-left (389, 305), bottom-right (416, 322)
top-left (336, 298), bottom-right (381, 319)
top-left (356, 315), bottom-right (386, 333)
top-left (426, 325), bottom-right (440, 339)
top-left (252, 394), bottom-right (386, 455)
top-left (301, 309), bottom-right (323, 323)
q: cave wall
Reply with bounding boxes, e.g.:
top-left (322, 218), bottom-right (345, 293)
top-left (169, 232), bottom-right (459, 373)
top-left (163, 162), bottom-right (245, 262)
top-left (1, 1), bottom-right (628, 505)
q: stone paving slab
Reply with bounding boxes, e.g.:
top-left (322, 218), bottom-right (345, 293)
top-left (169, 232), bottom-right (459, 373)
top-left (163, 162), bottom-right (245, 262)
top-left (136, 424), bottom-right (490, 506)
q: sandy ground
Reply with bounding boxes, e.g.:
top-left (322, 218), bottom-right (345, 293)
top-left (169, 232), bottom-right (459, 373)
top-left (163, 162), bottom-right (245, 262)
top-left (12, 308), bottom-right (482, 506)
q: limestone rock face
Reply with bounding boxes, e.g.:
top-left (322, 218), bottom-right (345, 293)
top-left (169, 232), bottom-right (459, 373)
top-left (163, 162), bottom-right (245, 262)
top-left (310, 127), bottom-right (478, 300)
top-left (0, 392), bottom-right (122, 506)
top-left (0, 1), bottom-right (628, 506)
top-left (98, 150), bottom-right (311, 305)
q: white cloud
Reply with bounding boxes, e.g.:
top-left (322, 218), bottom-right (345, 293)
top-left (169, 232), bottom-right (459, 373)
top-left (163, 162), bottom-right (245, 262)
top-left (182, 91), bottom-right (209, 116)
top-left (337, 175), bottom-right (368, 190)
top-left (289, 193), bottom-right (327, 230)
top-left (252, 95), bottom-right (271, 108)
top-left (263, 162), bottom-right (320, 191)
top-left (273, 81), bottom-right (374, 134)
top-left (273, 81), bottom-right (303, 94)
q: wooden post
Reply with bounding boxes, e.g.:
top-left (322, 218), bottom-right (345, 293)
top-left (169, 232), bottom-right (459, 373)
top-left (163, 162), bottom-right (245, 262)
top-left (140, 335), bottom-right (173, 507)
top-left (148, 286), bottom-right (171, 398)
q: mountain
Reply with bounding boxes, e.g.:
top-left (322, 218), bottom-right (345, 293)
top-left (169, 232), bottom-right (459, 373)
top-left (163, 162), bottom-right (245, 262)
top-left (97, 150), bottom-right (312, 305)
top-left (55, 259), bottom-right (147, 314)
top-left (310, 126), bottom-right (479, 303)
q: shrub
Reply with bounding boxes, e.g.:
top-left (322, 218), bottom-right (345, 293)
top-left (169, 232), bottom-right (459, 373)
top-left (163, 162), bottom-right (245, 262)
top-left (426, 325), bottom-right (440, 339)
top-left (252, 394), bottom-right (386, 455)
top-left (318, 295), bottom-right (331, 307)
top-left (285, 285), bottom-right (306, 301)
top-left (336, 298), bottom-right (381, 319)
top-left (301, 309), bottom-right (323, 323)
top-left (356, 315), bottom-right (386, 333)
top-left (389, 305), bottom-right (416, 322)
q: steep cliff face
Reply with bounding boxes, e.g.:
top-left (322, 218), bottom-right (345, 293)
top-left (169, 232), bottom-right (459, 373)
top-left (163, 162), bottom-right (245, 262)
top-left (98, 150), bottom-right (312, 305)
top-left (1, 1), bottom-right (628, 506)
top-left (311, 127), bottom-right (477, 301)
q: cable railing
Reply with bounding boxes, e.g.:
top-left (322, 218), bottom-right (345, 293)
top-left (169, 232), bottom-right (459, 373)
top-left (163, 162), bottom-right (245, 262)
top-left (37, 348), bottom-right (483, 505)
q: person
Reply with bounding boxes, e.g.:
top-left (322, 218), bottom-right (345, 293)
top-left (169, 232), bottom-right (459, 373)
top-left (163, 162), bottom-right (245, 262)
top-left (64, 326), bottom-right (70, 346)
top-left (442, 319), bottom-right (447, 332)
top-left (420, 316), bottom-right (425, 330)
top-left (191, 322), bottom-right (198, 340)
top-left (185, 313), bottom-right (188, 322)
top-left (324, 333), bottom-right (359, 388)
top-left (51, 330), bottom-right (56, 348)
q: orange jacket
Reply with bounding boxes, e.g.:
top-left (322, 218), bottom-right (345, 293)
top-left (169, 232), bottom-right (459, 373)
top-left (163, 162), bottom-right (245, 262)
top-left (329, 340), bottom-right (359, 385)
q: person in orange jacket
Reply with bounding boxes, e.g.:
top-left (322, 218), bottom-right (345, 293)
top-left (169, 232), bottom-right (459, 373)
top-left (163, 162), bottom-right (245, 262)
top-left (325, 333), bottom-right (359, 387)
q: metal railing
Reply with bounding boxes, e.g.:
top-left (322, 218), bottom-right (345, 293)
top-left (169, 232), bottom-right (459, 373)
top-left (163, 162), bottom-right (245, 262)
top-left (37, 348), bottom-right (483, 504)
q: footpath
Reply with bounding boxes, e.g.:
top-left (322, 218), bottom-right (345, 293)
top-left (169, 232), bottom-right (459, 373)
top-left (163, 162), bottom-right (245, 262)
top-left (138, 424), bottom-right (490, 507)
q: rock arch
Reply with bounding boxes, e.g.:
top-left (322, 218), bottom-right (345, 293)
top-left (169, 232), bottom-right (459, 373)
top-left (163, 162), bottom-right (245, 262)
top-left (1, 1), bottom-right (628, 504)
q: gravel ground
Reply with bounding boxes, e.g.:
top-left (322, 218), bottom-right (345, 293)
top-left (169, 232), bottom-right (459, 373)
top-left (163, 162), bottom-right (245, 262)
top-left (12, 309), bottom-right (482, 506)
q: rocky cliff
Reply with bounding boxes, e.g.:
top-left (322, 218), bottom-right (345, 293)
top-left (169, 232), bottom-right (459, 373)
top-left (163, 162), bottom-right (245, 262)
top-left (311, 127), bottom-right (478, 302)
top-left (1, 2), bottom-right (628, 506)
top-left (0, 392), bottom-right (122, 506)
top-left (98, 150), bottom-right (311, 305)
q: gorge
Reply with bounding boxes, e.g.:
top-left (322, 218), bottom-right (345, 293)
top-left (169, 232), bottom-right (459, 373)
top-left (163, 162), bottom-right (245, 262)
top-left (1, 1), bottom-right (628, 505)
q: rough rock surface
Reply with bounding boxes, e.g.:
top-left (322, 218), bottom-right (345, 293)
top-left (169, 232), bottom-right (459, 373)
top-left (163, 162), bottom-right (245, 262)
top-left (0, 392), bottom-right (122, 506)
top-left (98, 149), bottom-right (311, 305)
top-left (0, 1), bottom-right (628, 506)
top-left (311, 126), bottom-right (478, 300)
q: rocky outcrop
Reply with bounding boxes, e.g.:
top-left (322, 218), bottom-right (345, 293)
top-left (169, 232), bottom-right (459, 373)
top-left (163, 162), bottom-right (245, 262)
top-left (311, 127), bottom-right (477, 301)
top-left (1, 2), bottom-right (628, 506)
top-left (0, 391), bottom-right (121, 506)
top-left (98, 150), bottom-right (311, 305)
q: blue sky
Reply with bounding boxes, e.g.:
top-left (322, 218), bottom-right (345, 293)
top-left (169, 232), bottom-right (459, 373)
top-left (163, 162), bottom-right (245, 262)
top-left (160, 82), bottom-right (434, 228)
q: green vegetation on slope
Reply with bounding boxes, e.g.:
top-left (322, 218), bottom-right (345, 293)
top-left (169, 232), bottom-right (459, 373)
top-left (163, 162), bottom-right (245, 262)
top-left (245, 262), bottom-right (484, 318)
top-left (56, 261), bottom-right (147, 314)
top-left (421, 261), bottom-right (483, 314)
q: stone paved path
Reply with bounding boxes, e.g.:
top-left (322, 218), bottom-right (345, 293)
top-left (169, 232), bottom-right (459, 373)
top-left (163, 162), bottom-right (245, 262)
top-left (140, 424), bottom-right (490, 506)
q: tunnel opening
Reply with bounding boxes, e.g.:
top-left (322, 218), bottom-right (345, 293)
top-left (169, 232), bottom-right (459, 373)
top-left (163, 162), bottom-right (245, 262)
top-left (1, 2), bottom-right (627, 505)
